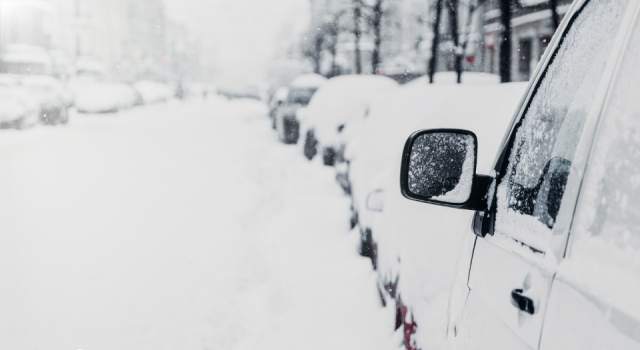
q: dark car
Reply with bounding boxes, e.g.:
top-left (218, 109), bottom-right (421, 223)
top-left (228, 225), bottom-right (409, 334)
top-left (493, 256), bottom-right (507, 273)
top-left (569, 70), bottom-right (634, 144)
top-left (275, 74), bottom-right (326, 144)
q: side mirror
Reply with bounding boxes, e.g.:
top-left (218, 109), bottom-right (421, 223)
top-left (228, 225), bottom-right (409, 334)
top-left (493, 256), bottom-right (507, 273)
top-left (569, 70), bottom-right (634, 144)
top-left (366, 189), bottom-right (385, 212)
top-left (400, 129), bottom-right (491, 211)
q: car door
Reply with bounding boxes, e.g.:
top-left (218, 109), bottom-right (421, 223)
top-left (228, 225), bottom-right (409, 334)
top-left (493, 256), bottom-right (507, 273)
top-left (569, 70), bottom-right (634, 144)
top-left (455, 0), bottom-right (632, 349)
top-left (540, 3), bottom-right (640, 348)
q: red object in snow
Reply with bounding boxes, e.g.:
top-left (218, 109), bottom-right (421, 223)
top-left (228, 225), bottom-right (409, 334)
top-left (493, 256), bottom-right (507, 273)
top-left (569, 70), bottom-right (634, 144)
top-left (399, 300), bottom-right (418, 350)
top-left (162, 56), bottom-right (170, 65)
top-left (466, 56), bottom-right (476, 64)
top-left (375, 68), bottom-right (381, 75)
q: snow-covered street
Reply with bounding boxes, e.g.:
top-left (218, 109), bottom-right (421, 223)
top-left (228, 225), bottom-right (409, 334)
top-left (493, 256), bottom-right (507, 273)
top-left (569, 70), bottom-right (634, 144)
top-left (0, 98), bottom-right (399, 350)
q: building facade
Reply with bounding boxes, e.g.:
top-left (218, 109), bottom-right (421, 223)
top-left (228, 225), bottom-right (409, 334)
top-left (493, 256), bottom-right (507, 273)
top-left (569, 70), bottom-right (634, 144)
top-left (0, 0), bottom-right (198, 82)
top-left (481, 0), bottom-right (574, 81)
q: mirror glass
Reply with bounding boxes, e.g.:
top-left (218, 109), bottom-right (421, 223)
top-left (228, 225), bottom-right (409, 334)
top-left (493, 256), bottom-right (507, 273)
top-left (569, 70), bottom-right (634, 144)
top-left (407, 132), bottom-right (475, 203)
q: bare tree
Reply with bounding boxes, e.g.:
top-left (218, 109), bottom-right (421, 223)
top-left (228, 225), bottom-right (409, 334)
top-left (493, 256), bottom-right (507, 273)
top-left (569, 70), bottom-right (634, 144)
top-left (362, 0), bottom-right (389, 74)
top-left (428, 0), bottom-right (444, 84)
top-left (322, 11), bottom-right (347, 77)
top-left (499, 0), bottom-right (512, 82)
top-left (302, 28), bottom-right (325, 74)
top-left (501, 0), bottom-right (561, 82)
top-left (549, 0), bottom-right (560, 29)
top-left (447, 0), bottom-right (462, 83)
top-left (352, 0), bottom-right (364, 74)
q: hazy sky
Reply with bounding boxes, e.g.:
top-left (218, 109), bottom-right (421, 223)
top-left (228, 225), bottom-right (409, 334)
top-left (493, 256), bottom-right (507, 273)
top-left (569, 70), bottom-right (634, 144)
top-left (163, 0), bottom-right (310, 85)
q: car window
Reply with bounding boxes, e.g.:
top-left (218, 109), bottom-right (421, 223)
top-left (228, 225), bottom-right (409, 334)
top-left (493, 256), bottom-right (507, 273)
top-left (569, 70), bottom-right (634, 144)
top-left (494, 0), bottom-right (629, 252)
top-left (287, 88), bottom-right (316, 105)
top-left (564, 13), bottom-right (640, 322)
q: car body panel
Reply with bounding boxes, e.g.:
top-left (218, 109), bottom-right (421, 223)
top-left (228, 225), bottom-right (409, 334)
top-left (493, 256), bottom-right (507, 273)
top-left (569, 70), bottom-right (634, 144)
top-left (447, 1), bottom-right (640, 349)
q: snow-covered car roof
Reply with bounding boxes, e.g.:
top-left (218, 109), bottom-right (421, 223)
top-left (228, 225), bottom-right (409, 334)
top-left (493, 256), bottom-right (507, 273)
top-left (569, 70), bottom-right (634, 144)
top-left (289, 74), bottom-right (327, 89)
top-left (75, 57), bottom-right (107, 74)
top-left (305, 74), bottom-right (399, 146)
top-left (20, 75), bottom-right (63, 89)
top-left (273, 86), bottom-right (289, 101)
top-left (133, 80), bottom-right (174, 104)
top-left (0, 44), bottom-right (52, 66)
top-left (74, 82), bottom-right (140, 113)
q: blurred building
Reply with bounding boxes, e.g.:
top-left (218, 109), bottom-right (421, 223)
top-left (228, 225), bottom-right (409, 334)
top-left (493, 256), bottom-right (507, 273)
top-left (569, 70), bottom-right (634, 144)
top-left (0, 0), bottom-right (201, 82)
top-left (481, 0), bottom-right (574, 81)
top-left (307, 0), bottom-right (576, 82)
top-left (308, 0), bottom-right (431, 76)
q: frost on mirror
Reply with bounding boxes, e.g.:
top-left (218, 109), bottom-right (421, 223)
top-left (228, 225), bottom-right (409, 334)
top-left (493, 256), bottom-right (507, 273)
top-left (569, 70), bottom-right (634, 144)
top-left (408, 133), bottom-right (475, 204)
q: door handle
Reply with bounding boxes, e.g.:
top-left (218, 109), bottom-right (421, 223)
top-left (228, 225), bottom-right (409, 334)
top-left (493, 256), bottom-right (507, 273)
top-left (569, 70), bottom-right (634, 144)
top-left (511, 288), bottom-right (535, 315)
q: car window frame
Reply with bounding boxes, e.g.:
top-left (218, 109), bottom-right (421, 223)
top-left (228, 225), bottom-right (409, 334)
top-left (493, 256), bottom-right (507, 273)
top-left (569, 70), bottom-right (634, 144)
top-left (565, 2), bottom-right (640, 258)
top-left (480, 0), bottom-right (637, 261)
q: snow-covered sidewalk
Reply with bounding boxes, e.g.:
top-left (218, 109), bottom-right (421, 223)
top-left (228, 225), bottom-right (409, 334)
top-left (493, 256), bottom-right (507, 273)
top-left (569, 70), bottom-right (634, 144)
top-left (0, 98), bottom-right (400, 350)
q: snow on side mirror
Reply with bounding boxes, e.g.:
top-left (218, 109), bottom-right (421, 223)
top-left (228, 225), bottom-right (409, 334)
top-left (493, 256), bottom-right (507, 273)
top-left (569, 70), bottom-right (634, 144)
top-left (366, 189), bottom-right (385, 212)
top-left (400, 129), bottom-right (491, 211)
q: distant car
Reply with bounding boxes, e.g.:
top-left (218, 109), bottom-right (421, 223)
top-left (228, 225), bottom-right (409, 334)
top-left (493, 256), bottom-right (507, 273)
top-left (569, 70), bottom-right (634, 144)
top-left (20, 75), bottom-right (71, 124)
top-left (133, 80), bottom-right (174, 104)
top-left (0, 74), bottom-right (70, 125)
top-left (376, 56), bottom-right (422, 84)
top-left (0, 44), bottom-right (53, 76)
top-left (74, 82), bottom-right (140, 113)
top-left (398, 0), bottom-right (640, 349)
top-left (269, 86), bottom-right (289, 129)
top-left (275, 74), bottom-right (327, 144)
top-left (301, 75), bottom-right (398, 166)
top-left (0, 85), bottom-right (39, 129)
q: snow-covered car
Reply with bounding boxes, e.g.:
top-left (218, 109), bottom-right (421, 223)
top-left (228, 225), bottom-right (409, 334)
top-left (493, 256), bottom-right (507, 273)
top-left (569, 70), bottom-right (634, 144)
top-left (75, 82), bottom-right (141, 113)
top-left (347, 72), bottom-right (502, 257)
top-left (1, 74), bottom-right (71, 125)
top-left (399, 0), bottom-right (640, 348)
top-left (368, 82), bottom-right (526, 349)
top-left (0, 85), bottom-right (40, 129)
top-left (20, 75), bottom-right (71, 124)
top-left (133, 80), bottom-right (174, 104)
top-left (0, 44), bottom-right (53, 76)
top-left (376, 56), bottom-right (423, 84)
top-left (301, 74), bottom-right (398, 165)
top-left (275, 74), bottom-right (327, 144)
top-left (269, 86), bottom-right (288, 129)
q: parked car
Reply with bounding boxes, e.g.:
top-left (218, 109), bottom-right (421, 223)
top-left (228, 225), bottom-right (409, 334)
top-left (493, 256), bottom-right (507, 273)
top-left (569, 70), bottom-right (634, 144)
top-left (301, 74), bottom-right (398, 165)
top-left (275, 74), bottom-right (326, 144)
top-left (0, 44), bottom-right (53, 75)
top-left (1, 74), bottom-right (70, 125)
top-left (20, 75), bottom-right (71, 124)
top-left (0, 85), bottom-right (39, 129)
top-left (269, 86), bottom-right (289, 129)
top-left (74, 82), bottom-right (141, 113)
top-left (346, 72), bottom-right (502, 256)
top-left (133, 80), bottom-right (174, 104)
top-left (368, 82), bottom-right (526, 349)
top-left (399, 0), bottom-right (640, 348)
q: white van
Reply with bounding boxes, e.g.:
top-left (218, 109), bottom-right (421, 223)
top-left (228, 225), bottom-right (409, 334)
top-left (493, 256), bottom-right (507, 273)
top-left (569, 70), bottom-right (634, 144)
top-left (400, 0), bottom-right (640, 348)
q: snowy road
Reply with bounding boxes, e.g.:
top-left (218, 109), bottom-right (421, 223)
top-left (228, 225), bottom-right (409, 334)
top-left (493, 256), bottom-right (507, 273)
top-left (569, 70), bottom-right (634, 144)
top-left (0, 98), bottom-right (400, 350)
